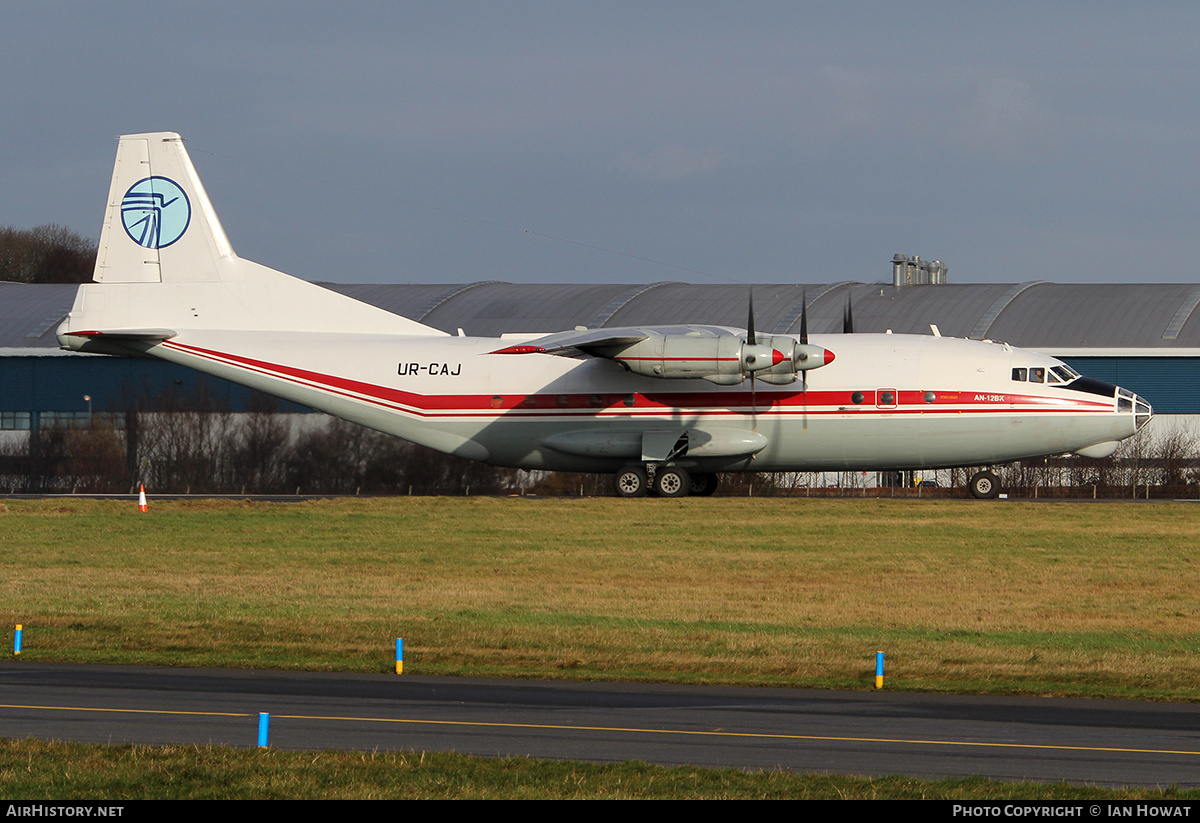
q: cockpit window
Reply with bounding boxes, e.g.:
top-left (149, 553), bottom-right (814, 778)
top-left (1014, 364), bottom-right (1078, 384)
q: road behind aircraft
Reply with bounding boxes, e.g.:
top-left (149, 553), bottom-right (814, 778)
top-left (58, 133), bottom-right (1152, 498)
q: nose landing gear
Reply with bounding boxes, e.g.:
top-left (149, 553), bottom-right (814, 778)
top-left (968, 470), bottom-right (1001, 500)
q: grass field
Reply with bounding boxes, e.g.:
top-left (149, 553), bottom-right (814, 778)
top-left (2, 739), bottom-right (1196, 800)
top-left (2, 496), bottom-right (1198, 699)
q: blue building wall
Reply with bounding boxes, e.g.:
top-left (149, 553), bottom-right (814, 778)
top-left (1061, 357), bottom-right (1200, 415)
top-left (0, 356), bottom-right (315, 422)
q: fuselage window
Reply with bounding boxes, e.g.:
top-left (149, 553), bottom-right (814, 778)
top-left (1030, 367), bottom-right (1045, 383)
top-left (1012, 368), bottom-right (1027, 381)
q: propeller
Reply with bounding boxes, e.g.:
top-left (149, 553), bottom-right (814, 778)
top-left (800, 291), bottom-right (809, 432)
top-left (747, 288), bottom-right (757, 347)
top-left (742, 287), bottom-right (835, 431)
top-left (799, 290), bottom-right (808, 346)
top-left (843, 293), bottom-right (855, 334)
top-left (747, 288), bottom-right (757, 430)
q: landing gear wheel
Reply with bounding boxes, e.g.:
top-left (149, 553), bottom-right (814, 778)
top-left (969, 470), bottom-right (1001, 500)
top-left (689, 472), bottom-right (720, 497)
top-left (653, 466), bottom-right (691, 498)
top-left (614, 466), bottom-right (649, 497)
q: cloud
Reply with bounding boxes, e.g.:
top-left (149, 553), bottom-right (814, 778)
top-left (612, 144), bottom-right (725, 180)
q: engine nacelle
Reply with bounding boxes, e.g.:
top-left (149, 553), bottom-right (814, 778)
top-left (603, 333), bottom-right (743, 381)
top-left (601, 333), bottom-right (833, 384)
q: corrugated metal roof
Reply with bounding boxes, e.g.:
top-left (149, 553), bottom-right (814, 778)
top-left (417, 282), bottom-right (632, 336)
top-left (10, 280), bottom-right (1200, 351)
top-left (988, 283), bottom-right (1200, 348)
top-left (811, 283), bottom-right (1014, 338)
top-left (0, 283), bottom-right (77, 348)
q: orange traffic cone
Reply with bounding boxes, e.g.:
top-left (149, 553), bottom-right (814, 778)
top-left (138, 483), bottom-right (148, 513)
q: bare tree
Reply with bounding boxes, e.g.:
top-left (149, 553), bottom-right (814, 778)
top-left (1154, 423), bottom-right (1199, 497)
top-left (0, 224), bottom-right (95, 283)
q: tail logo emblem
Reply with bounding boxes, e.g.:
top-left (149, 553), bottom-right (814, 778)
top-left (121, 176), bottom-right (191, 249)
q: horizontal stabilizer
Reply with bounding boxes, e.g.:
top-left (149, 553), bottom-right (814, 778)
top-left (61, 328), bottom-right (176, 341)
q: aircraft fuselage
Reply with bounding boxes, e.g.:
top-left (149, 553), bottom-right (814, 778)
top-left (140, 328), bottom-right (1145, 474)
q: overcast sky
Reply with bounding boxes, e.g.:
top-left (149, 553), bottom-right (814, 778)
top-left (3, 2), bottom-right (1199, 286)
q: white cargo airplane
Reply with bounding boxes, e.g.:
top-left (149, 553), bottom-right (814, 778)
top-left (58, 133), bottom-right (1152, 498)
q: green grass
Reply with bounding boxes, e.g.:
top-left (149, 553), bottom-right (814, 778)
top-left (2, 497), bottom-right (1199, 698)
top-left (1, 739), bottom-right (1196, 800)
top-left (4, 496), bottom-right (1200, 798)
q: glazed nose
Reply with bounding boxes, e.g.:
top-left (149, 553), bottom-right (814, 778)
top-left (1118, 387), bottom-right (1153, 431)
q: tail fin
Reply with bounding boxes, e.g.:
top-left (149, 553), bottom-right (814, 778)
top-left (62, 132), bottom-right (444, 339)
top-left (93, 132), bottom-right (233, 285)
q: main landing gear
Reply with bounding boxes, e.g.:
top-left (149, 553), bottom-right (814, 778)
top-left (614, 466), bottom-right (649, 497)
top-left (968, 470), bottom-right (1001, 500)
top-left (613, 466), bottom-right (720, 498)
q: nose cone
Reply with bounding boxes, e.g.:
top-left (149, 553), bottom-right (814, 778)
top-left (1073, 385), bottom-right (1152, 458)
top-left (1071, 378), bottom-right (1152, 438)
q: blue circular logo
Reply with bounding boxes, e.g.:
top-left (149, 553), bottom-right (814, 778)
top-left (121, 176), bottom-right (191, 249)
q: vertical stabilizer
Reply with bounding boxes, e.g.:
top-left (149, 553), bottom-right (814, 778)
top-left (63, 132), bottom-right (444, 337)
top-left (94, 132), bottom-right (233, 284)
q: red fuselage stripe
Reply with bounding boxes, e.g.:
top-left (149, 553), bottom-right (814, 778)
top-left (161, 341), bottom-right (1116, 420)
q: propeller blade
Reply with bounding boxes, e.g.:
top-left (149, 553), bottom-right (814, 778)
top-left (843, 295), bottom-right (854, 334)
top-left (747, 288), bottom-right (757, 346)
top-left (750, 371), bottom-right (758, 431)
top-left (801, 309), bottom-right (808, 432)
top-left (745, 287), bottom-right (758, 429)
top-left (800, 290), bottom-right (808, 345)
top-left (802, 372), bottom-right (808, 433)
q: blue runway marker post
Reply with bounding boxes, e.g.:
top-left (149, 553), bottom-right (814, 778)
top-left (13, 624), bottom-right (21, 657)
top-left (257, 712), bottom-right (269, 748)
top-left (395, 638), bottom-right (404, 675)
top-left (875, 651), bottom-right (884, 689)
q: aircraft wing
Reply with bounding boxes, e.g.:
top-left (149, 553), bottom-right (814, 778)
top-left (489, 324), bottom-right (830, 386)
top-left (490, 325), bottom-right (734, 356)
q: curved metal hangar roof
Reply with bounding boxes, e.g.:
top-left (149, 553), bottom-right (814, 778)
top-left (327, 281), bottom-right (1200, 350)
top-left (7, 280), bottom-right (1200, 351)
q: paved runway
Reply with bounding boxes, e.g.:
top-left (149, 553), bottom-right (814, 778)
top-left (1, 662), bottom-right (1198, 787)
